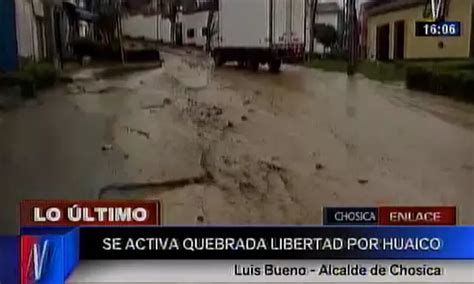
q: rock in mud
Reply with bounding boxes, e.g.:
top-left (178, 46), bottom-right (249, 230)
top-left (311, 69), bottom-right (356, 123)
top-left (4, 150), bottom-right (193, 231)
top-left (196, 215), bottom-right (205, 223)
top-left (163, 97), bottom-right (172, 105)
top-left (212, 106), bottom-right (223, 116)
top-left (101, 144), bottom-right (113, 151)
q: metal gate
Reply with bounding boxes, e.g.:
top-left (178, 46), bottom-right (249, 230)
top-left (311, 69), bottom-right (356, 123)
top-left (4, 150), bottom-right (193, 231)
top-left (0, 0), bottom-right (18, 71)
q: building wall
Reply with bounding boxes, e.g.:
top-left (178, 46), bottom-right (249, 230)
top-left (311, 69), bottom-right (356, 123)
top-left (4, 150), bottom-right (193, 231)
top-left (182, 11), bottom-right (209, 46)
top-left (367, 0), bottom-right (473, 60)
top-left (160, 17), bottom-right (172, 43)
top-left (15, 0), bottom-right (46, 62)
top-left (122, 14), bottom-right (160, 41)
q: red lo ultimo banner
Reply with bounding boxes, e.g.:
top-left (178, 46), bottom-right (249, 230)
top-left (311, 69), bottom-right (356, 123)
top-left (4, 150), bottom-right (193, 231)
top-left (20, 200), bottom-right (160, 226)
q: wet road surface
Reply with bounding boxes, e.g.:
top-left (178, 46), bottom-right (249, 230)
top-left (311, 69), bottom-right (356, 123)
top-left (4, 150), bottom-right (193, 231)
top-left (0, 50), bottom-right (473, 233)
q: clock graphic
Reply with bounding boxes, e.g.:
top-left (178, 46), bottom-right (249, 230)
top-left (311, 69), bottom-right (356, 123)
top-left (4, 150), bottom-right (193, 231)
top-left (415, 21), bottom-right (461, 37)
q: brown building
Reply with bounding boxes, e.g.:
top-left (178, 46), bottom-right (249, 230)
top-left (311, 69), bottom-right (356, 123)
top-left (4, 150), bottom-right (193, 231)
top-left (366, 0), bottom-right (474, 61)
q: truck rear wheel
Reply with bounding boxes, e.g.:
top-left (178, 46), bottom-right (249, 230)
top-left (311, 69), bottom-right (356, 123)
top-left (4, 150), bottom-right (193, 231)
top-left (248, 58), bottom-right (259, 72)
top-left (214, 52), bottom-right (225, 67)
top-left (269, 59), bottom-right (281, 73)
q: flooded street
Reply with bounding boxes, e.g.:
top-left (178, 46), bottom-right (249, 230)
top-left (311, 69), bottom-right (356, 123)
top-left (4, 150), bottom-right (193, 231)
top-left (0, 50), bottom-right (473, 233)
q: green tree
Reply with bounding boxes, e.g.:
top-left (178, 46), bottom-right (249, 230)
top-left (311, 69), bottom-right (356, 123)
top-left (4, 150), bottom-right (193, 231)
top-left (93, 0), bottom-right (122, 45)
top-left (313, 23), bottom-right (337, 56)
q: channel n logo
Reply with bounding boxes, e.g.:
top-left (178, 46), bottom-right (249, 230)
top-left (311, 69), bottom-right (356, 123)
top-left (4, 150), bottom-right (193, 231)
top-left (423, 0), bottom-right (448, 21)
top-left (26, 240), bottom-right (52, 281)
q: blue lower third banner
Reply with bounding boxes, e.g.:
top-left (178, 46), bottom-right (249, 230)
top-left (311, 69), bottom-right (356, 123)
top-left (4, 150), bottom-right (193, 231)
top-left (0, 236), bottom-right (20, 284)
top-left (78, 226), bottom-right (474, 260)
top-left (1, 226), bottom-right (474, 283)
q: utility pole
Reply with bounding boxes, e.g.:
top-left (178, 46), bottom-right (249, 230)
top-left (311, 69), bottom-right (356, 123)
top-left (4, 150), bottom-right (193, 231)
top-left (346, 0), bottom-right (357, 76)
top-left (307, 0), bottom-right (318, 63)
top-left (117, 1), bottom-right (125, 64)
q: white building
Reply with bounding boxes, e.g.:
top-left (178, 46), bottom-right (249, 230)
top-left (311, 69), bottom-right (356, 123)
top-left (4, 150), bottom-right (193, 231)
top-left (182, 10), bottom-right (209, 47)
top-left (122, 14), bottom-right (160, 41)
top-left (159, 17), bottom-right (173, 43)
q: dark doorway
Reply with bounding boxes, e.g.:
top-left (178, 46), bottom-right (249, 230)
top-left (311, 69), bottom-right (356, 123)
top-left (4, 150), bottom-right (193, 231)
top-left (376, 24), bottom-right (390, 61)
top-left (394, 20), bottom-right (405, 60)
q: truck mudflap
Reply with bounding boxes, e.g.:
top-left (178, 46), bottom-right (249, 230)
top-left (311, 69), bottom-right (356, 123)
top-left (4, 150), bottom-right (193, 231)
top-left (273, 43), bottom-right (305, 61)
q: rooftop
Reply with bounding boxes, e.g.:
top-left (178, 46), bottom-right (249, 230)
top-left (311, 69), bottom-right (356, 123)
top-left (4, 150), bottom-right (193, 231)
top-left (365, 0), bottom-right (426, 16)
top-left (318, 2), bottom-right (341, 13)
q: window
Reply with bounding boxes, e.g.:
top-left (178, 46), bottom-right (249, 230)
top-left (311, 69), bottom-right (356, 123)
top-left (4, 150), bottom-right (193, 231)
top-left (187, 29), bottom-right (195, 38)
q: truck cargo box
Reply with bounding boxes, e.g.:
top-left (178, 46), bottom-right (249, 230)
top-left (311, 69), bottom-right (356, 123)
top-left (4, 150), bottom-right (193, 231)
top-left (212, 0), bottom-right (305, 72)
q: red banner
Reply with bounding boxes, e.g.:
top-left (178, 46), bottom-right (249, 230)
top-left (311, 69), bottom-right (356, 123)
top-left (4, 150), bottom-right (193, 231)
top-left (379, 206), bottom-right (456, 225)
top-left (20, 200), bottom-right (160, 226)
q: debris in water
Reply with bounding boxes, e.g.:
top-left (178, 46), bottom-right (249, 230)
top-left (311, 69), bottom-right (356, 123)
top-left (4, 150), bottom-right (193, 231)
top-left (226, 121), bottom-right (234, 128)
top-left (358, 179), bottom-right (369, 185)
top-left (142, 104), bottom-right (163, 110)
top-left (141, 98), bottom-right (173, 111)
top-left (315, 163), bottom-right (324, 170)
top-left (98, 88), bottom-right (109, 94)
top-left (462, 164), bottom-right (473, 171)
top-left (196, 215), bottom-right (205, 223)
top-left (125, 127), bottom-right (151, 139)
top-left (243, 98), bottom-right (251, 106)
top-left (222, 155), bottom-right (233, 166)
top-left (241, 115), bottom-right (248, 121)
top-left (163, 97), bottom-right (172, 105)
top-left (259, 160), bottom-right (284, 172)
top-left (212, 106), bottom-right (223, 115)
top-left (124, 154), bottom-right (130, 160)
top-left (60, 76), bottom-right (74, 83)
top-left (102, 144), bottom-right (113, 151)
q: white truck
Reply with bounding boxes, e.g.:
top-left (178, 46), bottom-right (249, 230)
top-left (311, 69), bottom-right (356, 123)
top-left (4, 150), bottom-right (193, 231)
top-left (211, 0), bottom-right (306, 73)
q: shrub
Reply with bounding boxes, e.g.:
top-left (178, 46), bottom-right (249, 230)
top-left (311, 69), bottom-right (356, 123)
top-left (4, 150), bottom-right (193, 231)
top-left (24, 62), bottom-right (58, 89)
top-left (0, 62), bottom-right (57, 98)
top-left (0, 72), bottom-right (35, 98)
top-left (406, 67), bottom-right (432, 90)
top-left (406, 66), bottom-right (474, 102)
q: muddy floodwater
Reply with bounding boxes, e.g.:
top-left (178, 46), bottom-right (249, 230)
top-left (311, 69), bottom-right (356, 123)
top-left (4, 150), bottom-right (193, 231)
top-left (0, 50), bottom-right (472, 233)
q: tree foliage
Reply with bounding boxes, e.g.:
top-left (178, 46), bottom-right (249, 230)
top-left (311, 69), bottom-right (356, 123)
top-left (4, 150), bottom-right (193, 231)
top-left (93, 0), bottom-right (122, 44)
top-left (313, 23), bottom-right (337, 52)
